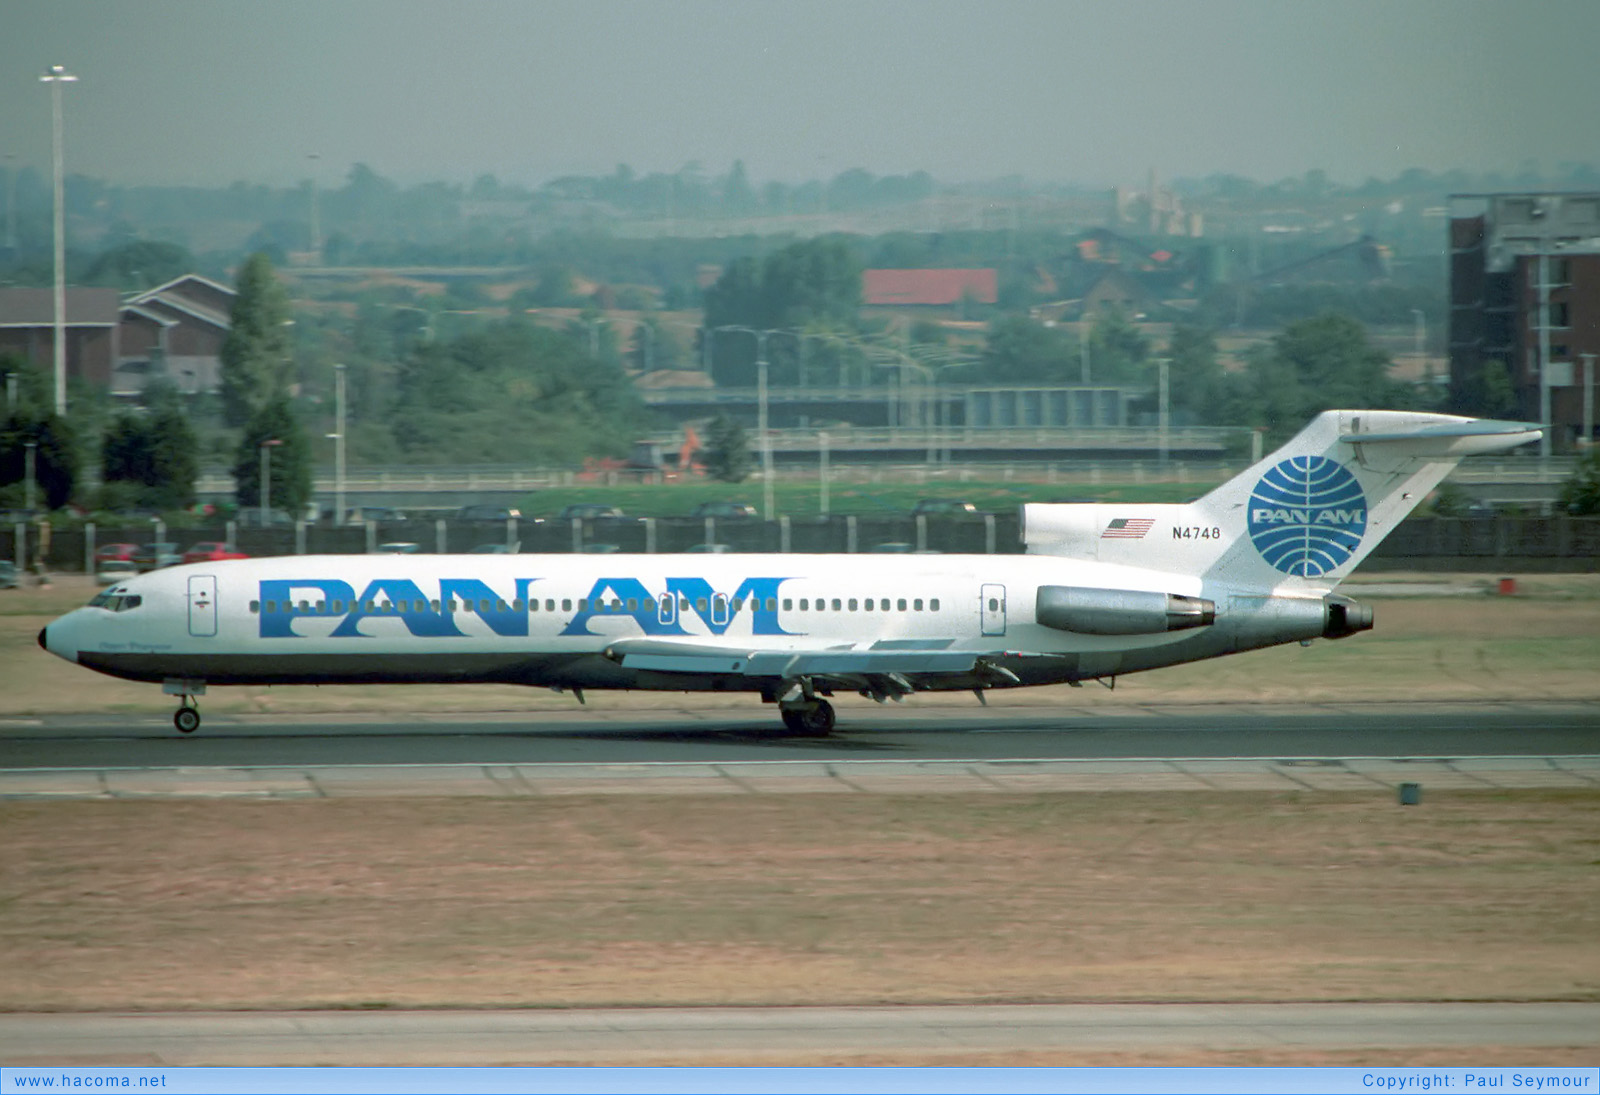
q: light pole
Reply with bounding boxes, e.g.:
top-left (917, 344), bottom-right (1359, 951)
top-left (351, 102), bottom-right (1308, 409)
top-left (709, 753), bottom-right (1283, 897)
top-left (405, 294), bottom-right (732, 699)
top-left (1582, 353), bottom-right (1595, 453)
top-left (1158, 357), bottom-right (1170, 466)
top-left (41, 64), bottom-right (77, 417)
top-left (3, 153), bottom-right (16, 253)
top-left (1537, 250), bottom-right (1552, 462)
top-left (718, 326), bottom-right (778, 520)
top-left (307, 152), bottom-right (321, 261)
top-left (333, 364), bottom-right (346, 525)
top-left (1410, 308), bottom-right (1427, 386)
top-left (259, 438), bottom-right (282, 528)
top-left (1080, 312), bottom-right (1095, 385)
top-left (818, 430), bottom-right (829, 515)
top-left (24, 441), bottom-right (36, 514)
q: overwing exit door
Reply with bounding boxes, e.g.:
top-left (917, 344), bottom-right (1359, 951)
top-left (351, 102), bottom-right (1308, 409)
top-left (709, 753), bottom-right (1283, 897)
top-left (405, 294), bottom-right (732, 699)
top-left (980, 583), bottom-right (1006, 636)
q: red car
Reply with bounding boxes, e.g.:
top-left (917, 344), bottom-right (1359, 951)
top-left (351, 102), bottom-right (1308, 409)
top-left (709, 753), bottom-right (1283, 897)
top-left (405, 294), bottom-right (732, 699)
top-left (94, 543), bottom-right (139, 565)
top-left (181, 542), bottom-right (249, 565)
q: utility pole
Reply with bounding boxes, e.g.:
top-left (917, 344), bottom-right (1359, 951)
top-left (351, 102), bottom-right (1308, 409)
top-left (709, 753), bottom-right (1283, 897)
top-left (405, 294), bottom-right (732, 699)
top-left (334, 364), bottom-right (347, 526)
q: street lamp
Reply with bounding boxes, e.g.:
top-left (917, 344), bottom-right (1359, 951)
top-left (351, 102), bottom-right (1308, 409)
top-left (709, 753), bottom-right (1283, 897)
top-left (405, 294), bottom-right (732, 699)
top-left (259, 438), bottom-right (282, 528)
top-left (40, 64), bottom-right (77, 417)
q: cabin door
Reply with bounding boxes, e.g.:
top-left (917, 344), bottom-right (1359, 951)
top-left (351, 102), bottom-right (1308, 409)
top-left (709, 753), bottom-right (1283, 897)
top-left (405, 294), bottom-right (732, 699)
top-left (188, 575), bottom-right (218, 637)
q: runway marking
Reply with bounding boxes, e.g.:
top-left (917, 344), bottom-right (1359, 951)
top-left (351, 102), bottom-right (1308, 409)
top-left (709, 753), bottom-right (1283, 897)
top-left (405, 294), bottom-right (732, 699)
top-left (3, 756), bottom-right (1597, 800)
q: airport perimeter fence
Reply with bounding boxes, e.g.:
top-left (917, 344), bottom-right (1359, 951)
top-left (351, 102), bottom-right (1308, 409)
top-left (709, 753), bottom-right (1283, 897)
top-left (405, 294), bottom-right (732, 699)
top-left (6, 514), bottom-right (1600, 575)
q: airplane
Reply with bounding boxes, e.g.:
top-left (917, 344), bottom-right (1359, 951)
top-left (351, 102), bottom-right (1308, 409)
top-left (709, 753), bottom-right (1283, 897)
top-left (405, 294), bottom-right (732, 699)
top-left (39, 410), bottom-right (1541, 735)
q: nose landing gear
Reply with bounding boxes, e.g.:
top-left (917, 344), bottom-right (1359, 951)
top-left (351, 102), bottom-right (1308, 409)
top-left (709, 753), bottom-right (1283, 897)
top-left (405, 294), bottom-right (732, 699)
top-left (163, 678), bottom-right (206, 735)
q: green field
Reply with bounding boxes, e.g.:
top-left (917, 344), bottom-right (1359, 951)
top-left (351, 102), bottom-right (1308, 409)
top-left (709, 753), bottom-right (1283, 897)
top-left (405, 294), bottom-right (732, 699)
top-left (504, 477), bottom-right (1221, 520)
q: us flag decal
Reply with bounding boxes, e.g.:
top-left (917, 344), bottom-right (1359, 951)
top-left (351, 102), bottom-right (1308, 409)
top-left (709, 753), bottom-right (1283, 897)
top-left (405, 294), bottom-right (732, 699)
top-left (1102, 518), bottom-right (1156, 539)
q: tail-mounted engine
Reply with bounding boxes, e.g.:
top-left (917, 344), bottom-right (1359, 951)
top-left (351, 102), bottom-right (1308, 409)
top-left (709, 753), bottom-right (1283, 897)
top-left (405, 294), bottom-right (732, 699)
top-left (1036, 585), bottom-right (1216, 636)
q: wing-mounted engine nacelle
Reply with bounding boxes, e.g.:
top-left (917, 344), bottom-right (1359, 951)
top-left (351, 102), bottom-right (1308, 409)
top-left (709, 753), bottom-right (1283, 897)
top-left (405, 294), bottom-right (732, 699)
top-left (1035, 585), bottom-right (1216, 636)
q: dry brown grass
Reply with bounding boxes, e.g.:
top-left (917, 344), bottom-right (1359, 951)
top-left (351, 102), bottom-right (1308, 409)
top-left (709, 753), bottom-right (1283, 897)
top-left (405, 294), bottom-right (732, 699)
top-left (4, 790), bottom-right (1597, 1013)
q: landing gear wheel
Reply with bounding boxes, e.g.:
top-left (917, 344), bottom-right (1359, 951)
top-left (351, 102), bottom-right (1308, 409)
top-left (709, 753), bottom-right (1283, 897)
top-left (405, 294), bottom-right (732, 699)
top-left (174, 706), bottom-right (200, 734)
top-left (780, 699), bottom-right (835, 735)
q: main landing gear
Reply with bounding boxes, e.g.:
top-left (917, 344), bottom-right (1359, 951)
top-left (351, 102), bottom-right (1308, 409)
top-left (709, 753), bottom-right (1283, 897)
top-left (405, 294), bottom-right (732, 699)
top-left (163, 679), bottom-right (206, 734)
top-left (779, 698), bottom-right (836, 735)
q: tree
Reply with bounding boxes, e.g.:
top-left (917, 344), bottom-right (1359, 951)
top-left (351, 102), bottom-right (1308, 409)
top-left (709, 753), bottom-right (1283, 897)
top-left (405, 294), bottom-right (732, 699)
top-left (1164, 324), bottom-right (1225, 423)
top-left (1087, 309), bottom-right (1151, 386)
top-left (219, 252), bottom-right (294, 427)
top-left (702, 238), bottom-right (863, 386)
top-left (103, 398), bottom-right (199, 511)
top-left (702, 414), bottom-right (751, 483)
top-left (232, 397), bottom-right (313, 516)
top-left (0, 407), bottom-right (78, 510)
top-left (978, 315), bottom-right (1074, 384)
top-left (82, 240), bottom-right (195, 290)
top-left (1557, 449), bottom-right (1600, 515)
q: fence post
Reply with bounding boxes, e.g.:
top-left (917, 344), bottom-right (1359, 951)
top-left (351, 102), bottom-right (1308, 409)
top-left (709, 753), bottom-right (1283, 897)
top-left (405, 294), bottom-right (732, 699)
top-left (985, 514), bottom-right (996, 555)
top-left (225, 519), bottom-right (237, 548)
top-left (295, 520), bottom-right (306, 555)
top-left (644, 517), bottom-right (656, 554)
top-left (85, 522), bottom-right (95, 574)
top-left (571, 519), bottom-right (583, 554)
top-left (704, 516), bottom-right (715, 548)
top-left (15, 523), bottom-right (26, 572)
top-left (438, 519), bottom-right (448, 555)
top-left (846, 515), bottom-right (858, 554)
top-left (365, 520), bottom-right (376, 554)
top-left (916, 514), bottom-right (927, 553)
top-left (779, 515), bottom-right (791, 553)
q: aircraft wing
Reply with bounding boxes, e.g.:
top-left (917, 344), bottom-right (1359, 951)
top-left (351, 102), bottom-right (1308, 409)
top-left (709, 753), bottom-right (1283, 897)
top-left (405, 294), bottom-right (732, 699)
top-left (602, 637), bottom-right (1017, 698)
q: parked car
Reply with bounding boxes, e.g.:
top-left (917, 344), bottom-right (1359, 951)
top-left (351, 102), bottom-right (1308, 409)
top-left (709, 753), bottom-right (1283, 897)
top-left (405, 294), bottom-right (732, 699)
top-left (579, 543), bottom-right (621, 554)
top-left (182, 542), bottom-right (248, 565)
top-left (350, 506), bottom-right (407, 524)
top-left (910, 499), bottom-right (979, 517)
top-left (94, 542), bottom-right (139, 565)
top-left (689, 501), bottom-right (757, 519)
top-left (557, 503), bottom-right (624, 520)
top-left (683, 542), bottom-right (732, 553)
top-left (132, 542), bottom-right (182, 572)
top-left (376, 542), bottom-right (422, 554)
top-left (456, 504), bottom-right (521, 522)
top-left (470, 543), bottom-right (517, 554)
top-left (96, 558), bottom-right (139, 585)
top-left (0, 560), bottom-right (18, 590)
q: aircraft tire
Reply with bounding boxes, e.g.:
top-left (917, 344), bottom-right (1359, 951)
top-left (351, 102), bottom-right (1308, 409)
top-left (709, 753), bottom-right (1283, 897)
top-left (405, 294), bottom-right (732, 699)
top-left (801, 700), bottom-right (836, 734)
top-left (174, 707), bottom-right (200, 734)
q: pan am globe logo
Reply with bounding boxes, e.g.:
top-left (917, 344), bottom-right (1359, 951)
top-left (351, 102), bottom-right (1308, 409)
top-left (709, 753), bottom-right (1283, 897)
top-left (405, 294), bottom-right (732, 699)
top-left (1248, 456), bottom-right (1367, 576)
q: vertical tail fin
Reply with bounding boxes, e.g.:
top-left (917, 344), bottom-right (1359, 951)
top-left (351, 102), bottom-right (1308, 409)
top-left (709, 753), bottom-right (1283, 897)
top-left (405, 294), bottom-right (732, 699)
top-left (1023, 411), bottom-right (1542, 591)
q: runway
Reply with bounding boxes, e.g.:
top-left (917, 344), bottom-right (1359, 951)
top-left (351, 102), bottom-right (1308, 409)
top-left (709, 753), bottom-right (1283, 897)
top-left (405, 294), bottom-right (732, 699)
top-left (2, 701), bottom-right (1596, 798)
top-left (4, 1003), bottom-right (1597, 1065)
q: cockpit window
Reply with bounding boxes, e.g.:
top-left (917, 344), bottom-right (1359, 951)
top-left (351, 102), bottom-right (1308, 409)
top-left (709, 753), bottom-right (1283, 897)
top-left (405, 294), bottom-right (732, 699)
top-left (88, 587), bottom-right (143, 613)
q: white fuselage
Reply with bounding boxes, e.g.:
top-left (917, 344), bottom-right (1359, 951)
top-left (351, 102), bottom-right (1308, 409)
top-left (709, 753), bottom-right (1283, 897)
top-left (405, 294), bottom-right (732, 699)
top-left (41, 551), bottom-right (1314, 695)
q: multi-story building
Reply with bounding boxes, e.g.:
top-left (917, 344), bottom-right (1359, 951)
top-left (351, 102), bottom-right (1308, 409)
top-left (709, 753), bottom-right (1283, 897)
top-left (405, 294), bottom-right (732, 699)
top-left (1450, 192), bottom-right (1600, 451)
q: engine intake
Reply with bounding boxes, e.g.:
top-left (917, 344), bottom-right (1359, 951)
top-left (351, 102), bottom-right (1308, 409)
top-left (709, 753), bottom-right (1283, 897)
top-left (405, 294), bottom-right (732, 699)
top-left (1036, 585), bottom-right (1216, 636)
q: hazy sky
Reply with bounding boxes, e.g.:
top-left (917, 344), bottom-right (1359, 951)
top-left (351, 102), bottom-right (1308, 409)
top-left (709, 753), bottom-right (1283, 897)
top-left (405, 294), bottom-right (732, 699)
top-left (3, 0), bottom-right (1597, 190)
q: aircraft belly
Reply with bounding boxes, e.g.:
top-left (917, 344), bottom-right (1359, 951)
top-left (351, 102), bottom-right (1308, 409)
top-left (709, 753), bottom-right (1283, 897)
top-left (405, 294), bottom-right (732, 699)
top-left (76, 649), bottom-right (594, 687)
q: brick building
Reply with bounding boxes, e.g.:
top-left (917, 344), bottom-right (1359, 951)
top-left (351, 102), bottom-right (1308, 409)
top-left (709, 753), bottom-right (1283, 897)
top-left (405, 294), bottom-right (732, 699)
top-left (0, 288), bottom-right (122, 391)
top-left (1450, 193), bottom-right (1600, 450)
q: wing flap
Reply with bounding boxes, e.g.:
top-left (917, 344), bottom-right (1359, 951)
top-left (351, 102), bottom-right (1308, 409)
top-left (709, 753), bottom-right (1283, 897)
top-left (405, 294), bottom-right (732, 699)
top-left (607, 638), bottom-right (980, 678)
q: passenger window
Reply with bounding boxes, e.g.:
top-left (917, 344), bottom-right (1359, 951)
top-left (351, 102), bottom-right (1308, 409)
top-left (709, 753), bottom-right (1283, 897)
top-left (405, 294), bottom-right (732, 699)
top-left (931, 598), bottom-right (940, 611)
top-left (644, 598), bottom-right (655, 613)
top-left (563, 599), bottom-right (572, 612)
top-left (863, 599), bottom-right (873, 612)
top-left (766, 597), bottom-right (777, 612)
top-left (396, 601), bottom-right (408, 614)
top-left (610, 598), bottom-right (621, 611)
top-left (430, 599), bottom-right (440, 612)
top-left (831, 598), bottom-right (841, 611)
top-left (578, 599), bottom-right (588, 611)
top-left (250, 600), bottom-right (260, 614)
top-left (798, 598), bottom-right (808, 611)
top-left (696, 598), bottom-right (708, 613)
top-left (732, 598), bottom-right (743, 612)
top-left (299, 600), bottom-right (310, 612)
top-left (848, 598), bottom-right (858, 611)
top-left (988, 598), bottom-right (998, 611)
top-left (497, 599), bottom-right (508, 612)
top-left (333, 600), bottom-right (345, 614)
top-left (897, 598), bottom-right (907, 611)
top-left (547, 599), bottom-right (557, 612)
top-left (914, 599), bottom-right (923, 611)
top-left (513, 599), bottom-right (524, 611)
top-left (479, 599), bottom-right (491, 613)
